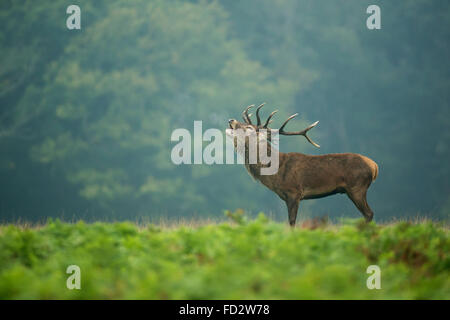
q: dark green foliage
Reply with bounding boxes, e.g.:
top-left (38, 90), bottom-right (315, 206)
top-left (0, 216), bottom-right (448, 299)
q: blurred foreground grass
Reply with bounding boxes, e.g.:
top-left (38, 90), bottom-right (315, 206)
top-left (0, 212), bottom-right (448, 299)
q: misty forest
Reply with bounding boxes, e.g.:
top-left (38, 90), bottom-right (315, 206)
top-left (1, 0), bottom-right (449, 223)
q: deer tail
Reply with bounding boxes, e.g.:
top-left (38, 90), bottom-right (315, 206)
top-left (372, 161), bottom-right (378, 181)
top-left (361, 156), bottom-right (378, 181)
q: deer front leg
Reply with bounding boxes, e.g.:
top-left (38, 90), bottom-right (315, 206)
top-left (286, 198), bottom-right (300, 227)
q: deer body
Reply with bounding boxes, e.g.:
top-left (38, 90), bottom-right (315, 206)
top-left (247, 152), bottom-right (378, 225)
top-left (228, 103), bottom-right (379, 226)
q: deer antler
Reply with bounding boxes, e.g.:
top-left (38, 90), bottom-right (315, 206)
top-left (255, 103), bottom-right (265, 126)
top-left (242, 102), bottom-right (275, 128)
top-left (262, 110), bottom-right (278, 128)
top-left (278, 113), bottom-right (320, 148)
top-left (242, 104), bottom-right (254, 124)
top-left (241, 104), bottom-right (319, 147)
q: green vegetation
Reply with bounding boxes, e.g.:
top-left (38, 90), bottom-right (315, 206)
top-left (0, 213), bottom-right (448, 299)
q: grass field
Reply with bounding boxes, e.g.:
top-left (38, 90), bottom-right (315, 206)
top-left (0, 211), bottom-right (448, 299)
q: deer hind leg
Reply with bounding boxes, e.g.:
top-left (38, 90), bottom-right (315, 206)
top-left (346, 188), bottom-right (374, 222)
top-left (286, 198), bottom-right (300, 227)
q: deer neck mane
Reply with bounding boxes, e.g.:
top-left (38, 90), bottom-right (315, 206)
top-left (243, 147), bottom-right (287, 182)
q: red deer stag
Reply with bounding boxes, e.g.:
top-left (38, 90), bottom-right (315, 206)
top-left (226, 103), bottom-right (378, 226)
